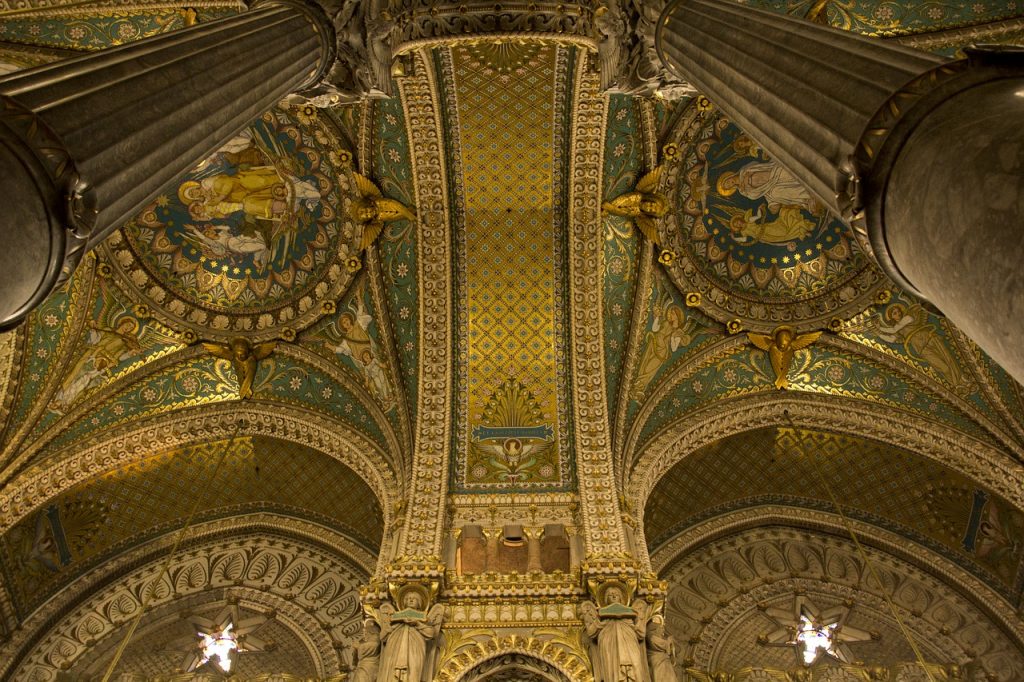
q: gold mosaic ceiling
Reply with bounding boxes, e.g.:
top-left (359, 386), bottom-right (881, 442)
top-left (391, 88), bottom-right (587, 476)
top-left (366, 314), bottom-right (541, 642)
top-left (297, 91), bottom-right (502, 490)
top-left (0, 435), bottom-right (382, 618)
top-left (0, 2), bottom-right (1023, 678)
top-left (644, 427), bottom-right (1024, 598)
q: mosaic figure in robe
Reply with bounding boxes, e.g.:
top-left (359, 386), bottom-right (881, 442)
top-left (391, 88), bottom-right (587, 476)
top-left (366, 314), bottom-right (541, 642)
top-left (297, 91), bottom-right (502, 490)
top-left (178, 129), bottom-right (321, 267)
top-left (716, 155), bottom-right (823, 247)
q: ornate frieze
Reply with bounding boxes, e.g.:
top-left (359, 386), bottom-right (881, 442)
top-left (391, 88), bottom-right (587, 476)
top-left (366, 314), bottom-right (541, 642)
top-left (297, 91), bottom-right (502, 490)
top-left (393, 47), bottom-right (453, 565)
top-left (1, 515), bottom-right (371, 680)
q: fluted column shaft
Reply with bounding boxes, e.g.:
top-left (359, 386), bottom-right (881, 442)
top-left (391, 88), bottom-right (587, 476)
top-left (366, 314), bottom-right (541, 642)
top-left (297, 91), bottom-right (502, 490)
top-left (657, 0), bottom-right (1024, 383)
top-left (656, 0), bottom-right (945, 213)
top-left (0, 0), bottom-right (333, 329)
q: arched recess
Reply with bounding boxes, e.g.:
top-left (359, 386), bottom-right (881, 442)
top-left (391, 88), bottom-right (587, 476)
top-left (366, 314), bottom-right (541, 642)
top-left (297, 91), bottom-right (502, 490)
top-left (10, 341), bottom-right (407, 484)
top-left (650, 513), bottom-right (1024, 681)
top-left (460, 652), bottom-right (574, 682)
top-left (1, 514), bottom-right (371, 681)
top-left (0, 401), bottom-right (400, 536)
top-left (436, 633), bottom-right (594, 682)
top-left (625, 392), bottom-right (1024, 530)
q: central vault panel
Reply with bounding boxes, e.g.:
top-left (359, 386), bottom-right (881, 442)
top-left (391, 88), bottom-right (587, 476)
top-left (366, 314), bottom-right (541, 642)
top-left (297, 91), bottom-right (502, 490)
top-left (439, 43), bottom-right (575, 491)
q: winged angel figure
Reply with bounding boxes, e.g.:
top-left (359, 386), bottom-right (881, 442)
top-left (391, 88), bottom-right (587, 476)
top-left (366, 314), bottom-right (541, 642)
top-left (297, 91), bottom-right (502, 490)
top-left (748, 326), bottom-right (821, 389)
top-left (602, 165), bottom-right (670, 246)
top-left (468, 437), bottom-right (555, 484)
top-left (350, 172), bottom-right (416, 251)
top-left (365, 590), bottom-right (444, 682)
top-left (203, 338), bottom-right (276, 399)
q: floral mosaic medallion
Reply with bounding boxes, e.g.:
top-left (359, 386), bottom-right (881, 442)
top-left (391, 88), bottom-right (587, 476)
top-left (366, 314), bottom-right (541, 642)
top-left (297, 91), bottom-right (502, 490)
top-left (105, 107), bottom-right (360, 341)
top-left (661, 106), bottom-right (886, 332)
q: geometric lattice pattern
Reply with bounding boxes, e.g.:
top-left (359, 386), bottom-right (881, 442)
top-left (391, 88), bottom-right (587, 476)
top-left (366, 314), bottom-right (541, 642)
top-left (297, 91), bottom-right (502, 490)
top-left (451, 44), bottom-right (566, 487)
top-left (644, 427), bottom-right (1024, 593)
top-left (0, 435), bottom-right (382, 617)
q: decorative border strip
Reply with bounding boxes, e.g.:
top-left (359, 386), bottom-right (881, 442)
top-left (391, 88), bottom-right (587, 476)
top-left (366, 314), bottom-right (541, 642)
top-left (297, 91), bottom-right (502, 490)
top-left (395, 48), bottom-right (453, 562)
top-left (566, 50), bottom-right (625, 559)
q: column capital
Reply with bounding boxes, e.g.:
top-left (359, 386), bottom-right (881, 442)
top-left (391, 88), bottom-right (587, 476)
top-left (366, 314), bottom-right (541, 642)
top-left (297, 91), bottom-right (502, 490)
top-left (0, 96), bottom-right (93, 329)
top-left (595, 0), bottom-right (695, 98)
top-left (283, 0), bottom-right (401, 106)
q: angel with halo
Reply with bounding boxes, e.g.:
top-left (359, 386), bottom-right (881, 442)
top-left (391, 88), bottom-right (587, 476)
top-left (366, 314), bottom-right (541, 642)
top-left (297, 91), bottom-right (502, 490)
top-left (580, 582), bottom-right (651, 682)
top-left (367, 584), bottom-right (444, 682)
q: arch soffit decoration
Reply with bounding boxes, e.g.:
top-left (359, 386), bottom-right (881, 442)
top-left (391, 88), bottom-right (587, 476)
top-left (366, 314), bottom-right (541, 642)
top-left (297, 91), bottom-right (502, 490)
top-left (0, 401), bottom-right (399, 536)
top-left (2, 513), bottom-right (373, 681)
top-left (441, 636), bottom-right (594, 682)
top-left (651, 513), bottom-right (1024, 679)
top-left (458, 651), bottom-right (575, 682)
top-left (6, 339), bottom-right (405, 480)
top-left (68, 587), bottom-right (324, 679)
top-left (625, 392), bottom-right (1024, 517)
top-left (620, 331), bottom-right (1022, 471)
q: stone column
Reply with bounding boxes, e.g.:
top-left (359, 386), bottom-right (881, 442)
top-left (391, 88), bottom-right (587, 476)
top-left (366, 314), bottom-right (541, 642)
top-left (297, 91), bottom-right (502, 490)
top-left (484, 528), bottom-right (500, 571)
top-left (565, 527), bottom-right (581, 571)
top-left (656, 0), bottom-right (1024, 383)
top-left (0, 0), bottom-right (334, 330)
top-left (525, 528), bottom-right (543, 573)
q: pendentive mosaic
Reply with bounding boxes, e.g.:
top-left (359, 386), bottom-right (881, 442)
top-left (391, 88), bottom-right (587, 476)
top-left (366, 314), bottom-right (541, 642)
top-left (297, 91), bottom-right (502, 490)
top-left (660, 102), bottom-right (886, 332)
top-left (106, 106), bottom-right (362, 341)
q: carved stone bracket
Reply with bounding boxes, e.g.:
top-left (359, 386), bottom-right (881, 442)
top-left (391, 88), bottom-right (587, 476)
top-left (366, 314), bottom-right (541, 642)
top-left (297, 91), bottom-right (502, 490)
top-left (390, 0), bottom-right (597, 54)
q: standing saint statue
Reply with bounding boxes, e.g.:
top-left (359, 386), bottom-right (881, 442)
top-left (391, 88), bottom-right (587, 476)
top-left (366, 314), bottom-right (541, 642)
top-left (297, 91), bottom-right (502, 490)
top-left (375, 588), bottom-right (444, 682)
top-left (645, 615), bottom-right (678, 682)
top-left (581, 584), bottom-right (651, 682)
top-left (350, 619), bottom-right (381, 682)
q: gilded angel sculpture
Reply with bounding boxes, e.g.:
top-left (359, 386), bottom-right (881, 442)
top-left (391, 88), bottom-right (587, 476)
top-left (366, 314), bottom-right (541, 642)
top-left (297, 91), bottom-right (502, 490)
top-left (204, 337), bottom-right (276, 399)
top-left (351, 172), bottom-right (416, 251)
top-left (602, 165), bottom-right (669, 246)
top-left (747, 325), bottom-right (821, 389)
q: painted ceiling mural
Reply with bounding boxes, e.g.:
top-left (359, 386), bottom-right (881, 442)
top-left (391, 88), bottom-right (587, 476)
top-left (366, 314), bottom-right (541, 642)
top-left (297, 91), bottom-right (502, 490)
top-left (0, 7), bottom-right (232, 51)
top-left (114, 105), bottom-right (362, 340)
top-left (602, 94), bottom-right (643, 428)
top-left (739, 0), bottom-right (1023, 35)
top-left (0, 2), bottom-right (1022, 680)
top-left (369, 97), bottom-right (419, 418)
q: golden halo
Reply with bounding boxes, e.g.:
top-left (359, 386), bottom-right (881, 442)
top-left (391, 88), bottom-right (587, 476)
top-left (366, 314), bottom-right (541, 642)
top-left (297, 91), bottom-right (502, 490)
top-left (395, 582), bottom-right (431, 610)
top-left (595, 579), bottom-right (631, 607)
top-left (178, 180), bottom-right (203, 204)
top-left (716, 170), bottom-right (738, 197)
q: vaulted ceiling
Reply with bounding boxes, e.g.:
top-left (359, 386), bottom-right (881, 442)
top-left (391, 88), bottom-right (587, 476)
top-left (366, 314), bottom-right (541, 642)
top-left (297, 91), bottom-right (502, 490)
top-left (0, 0), bottom-right (1022, 679)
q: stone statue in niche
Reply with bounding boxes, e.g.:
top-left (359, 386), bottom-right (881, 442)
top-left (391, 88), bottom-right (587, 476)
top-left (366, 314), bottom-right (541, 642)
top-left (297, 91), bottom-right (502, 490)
top-left (373, 585), bottom-right (444, 682)
top-left (580, 582), bottom-right (651, 682)
top-left (645, 615), bottom-right (678, 682)
top-left (350, 619), bottom-right (382, 682)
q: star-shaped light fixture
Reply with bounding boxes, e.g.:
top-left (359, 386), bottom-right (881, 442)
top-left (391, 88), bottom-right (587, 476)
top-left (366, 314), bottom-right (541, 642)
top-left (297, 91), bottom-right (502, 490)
top-left (197, 621), bottom-right (240, 672)
top-left (794, 613), bottom-right (839, 665)
top-left (179, 603), bottom-right (271, 674)
top-left (758, 595), bottom-right (873, 666)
